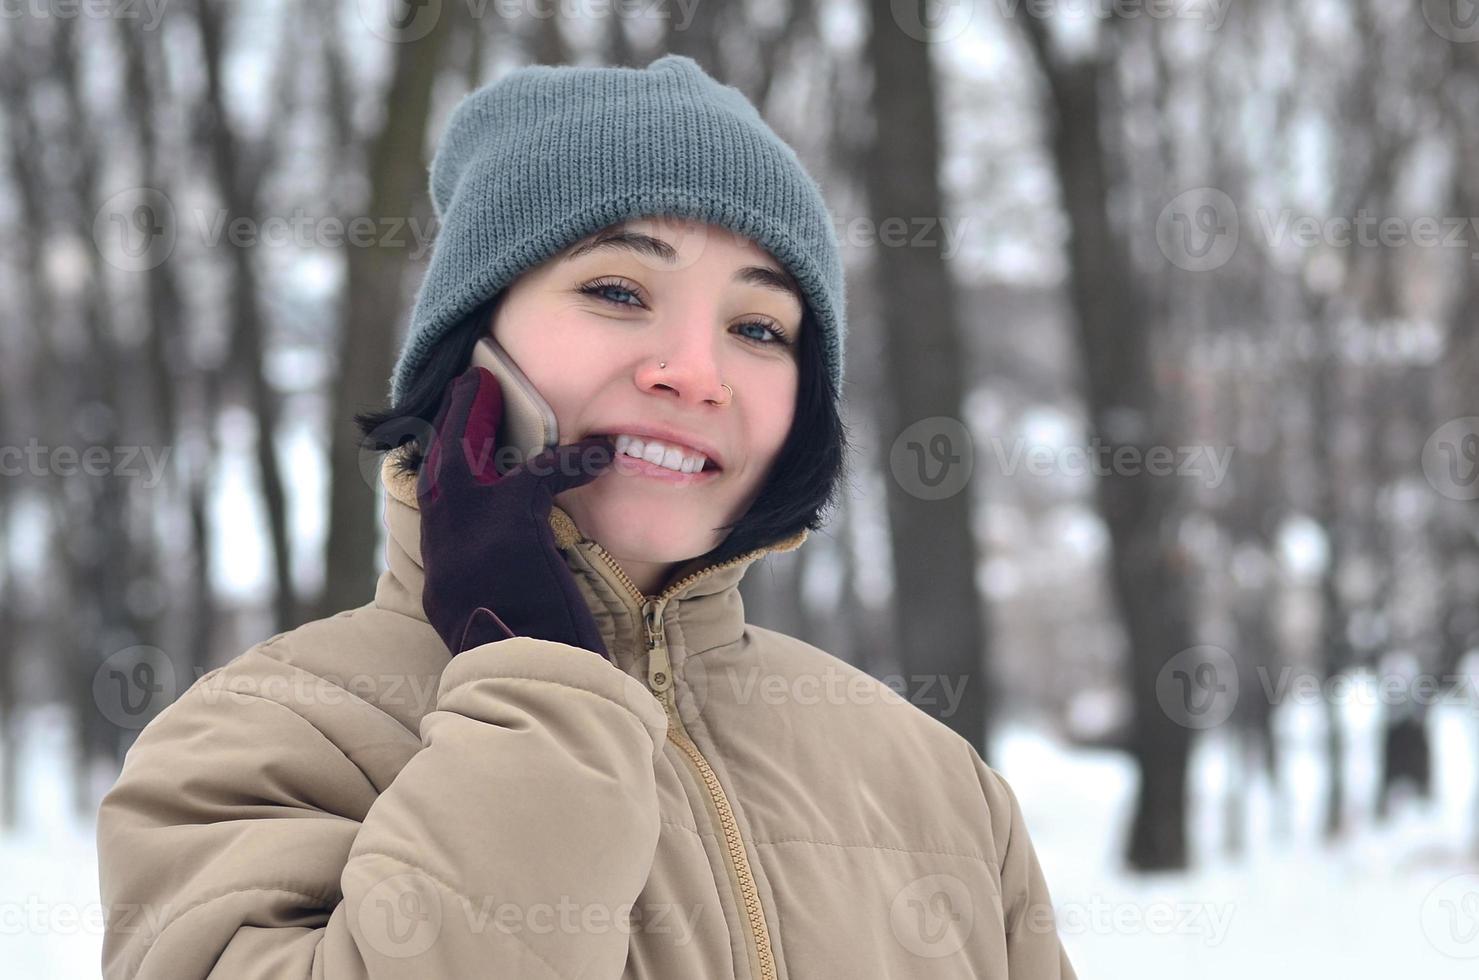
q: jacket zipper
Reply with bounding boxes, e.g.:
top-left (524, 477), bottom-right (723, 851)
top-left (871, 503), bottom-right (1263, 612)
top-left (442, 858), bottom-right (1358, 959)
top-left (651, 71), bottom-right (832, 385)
top-left (586, 544), bottom-right (778, 980)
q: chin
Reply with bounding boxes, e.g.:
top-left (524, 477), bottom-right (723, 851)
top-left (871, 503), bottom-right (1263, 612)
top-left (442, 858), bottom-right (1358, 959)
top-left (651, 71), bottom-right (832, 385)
top-left (557, 488), bottom-right (722, 564)
top-left (597, 524), bottom-right (714, 566)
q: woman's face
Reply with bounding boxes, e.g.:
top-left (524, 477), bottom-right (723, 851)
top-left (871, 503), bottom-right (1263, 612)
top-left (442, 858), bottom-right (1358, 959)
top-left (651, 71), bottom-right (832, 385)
top-left (490, 216), bottom-right (804, 595)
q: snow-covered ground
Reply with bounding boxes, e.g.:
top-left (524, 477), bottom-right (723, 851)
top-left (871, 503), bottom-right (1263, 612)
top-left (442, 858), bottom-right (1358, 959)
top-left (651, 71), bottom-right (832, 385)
top-left (4, 695), bottom-right (1478, 977)
top-left (1000, 693), bottom-right (1479, 978)
top-left (1, 704), bottom-right (108, 979)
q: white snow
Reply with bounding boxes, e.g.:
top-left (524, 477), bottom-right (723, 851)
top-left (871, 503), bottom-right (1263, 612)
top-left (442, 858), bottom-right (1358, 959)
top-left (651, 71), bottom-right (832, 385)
top-left (998, 695), bottom-right (1479, 978)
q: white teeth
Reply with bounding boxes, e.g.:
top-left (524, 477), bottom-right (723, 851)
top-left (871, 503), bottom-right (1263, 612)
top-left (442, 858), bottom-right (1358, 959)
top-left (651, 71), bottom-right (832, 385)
top-left (613, 434), bottom-right (709, 474)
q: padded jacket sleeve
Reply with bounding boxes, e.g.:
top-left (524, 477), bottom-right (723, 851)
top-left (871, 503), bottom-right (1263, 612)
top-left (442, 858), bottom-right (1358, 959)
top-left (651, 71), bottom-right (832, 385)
top-left (96, 638), bottom-right (670, 979)
top-left (973, 752), bottom-right (1079, 979)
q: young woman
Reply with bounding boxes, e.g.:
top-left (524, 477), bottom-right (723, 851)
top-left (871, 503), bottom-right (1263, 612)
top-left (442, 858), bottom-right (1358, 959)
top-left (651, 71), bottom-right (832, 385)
top-left (97, 55), bottom-right (1076, 979)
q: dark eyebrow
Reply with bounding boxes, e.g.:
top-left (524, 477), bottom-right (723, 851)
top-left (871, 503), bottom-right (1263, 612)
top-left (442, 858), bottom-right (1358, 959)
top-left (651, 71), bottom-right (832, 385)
top-left (565, 230), bottom-right (677, 265)
top-left (564, 229), bottom-right (804, 308)
top-left (733, 265), bottom-right (803, 307)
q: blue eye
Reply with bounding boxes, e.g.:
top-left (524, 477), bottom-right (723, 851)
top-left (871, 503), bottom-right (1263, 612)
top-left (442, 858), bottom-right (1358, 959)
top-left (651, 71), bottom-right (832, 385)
top-left (576, 278), bottom-right (794, 348)
top-left (579, 278), bottom-right (643, 307)
top-left (734, 320), bottom-right (791, 347)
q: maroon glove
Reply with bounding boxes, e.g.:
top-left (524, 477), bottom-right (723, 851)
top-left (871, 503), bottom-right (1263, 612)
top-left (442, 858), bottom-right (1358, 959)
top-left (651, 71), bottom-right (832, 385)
top-left (416, 364), bottom-right (617, 659)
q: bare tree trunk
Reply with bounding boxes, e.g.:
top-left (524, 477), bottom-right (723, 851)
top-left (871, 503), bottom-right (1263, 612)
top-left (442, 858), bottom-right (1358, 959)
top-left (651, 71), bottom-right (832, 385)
top-left (0, 37), bottom-right (39, 832)
top-left (39, 14), bottom-right (151, 816)
top-left (113, 14), bottom-right (217, 696)
top-left (317, 9), bottom-right (456, 622)
top-left (600, 6), bottom-right (638, 67)
top-left (662, 1), bottom-right (723, 72)
top-left (528, 5), bottom-right (571, 65)
top-left (861, 0), bottom-right (991, 756)
top-left (0, 432), bottom-right (15, 831)
top-left (1436, 58), bottom-right (1479, 856)
top-left (1305, 0), bottom-right (1404, 841)
top-left (1221, 372), bottom-right (1285, 856)
top-left (1367, 245), bottom-right (1435, 821)
top-left (190, 0), bottom-right (302, 633)
top-left (825, 56), bottom-right (886, 678)
top-left (1021, 20), bottom-right (1195, 869)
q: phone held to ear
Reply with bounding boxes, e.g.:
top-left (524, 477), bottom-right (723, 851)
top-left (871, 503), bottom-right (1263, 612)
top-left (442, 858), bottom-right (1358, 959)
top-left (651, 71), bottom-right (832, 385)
top-left (470, 335), bottom-right (559, 475)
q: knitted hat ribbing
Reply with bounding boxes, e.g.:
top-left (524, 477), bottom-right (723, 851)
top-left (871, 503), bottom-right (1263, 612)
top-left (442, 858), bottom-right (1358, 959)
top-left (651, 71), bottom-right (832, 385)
top-left (388, 54), bottom-right (846, 404)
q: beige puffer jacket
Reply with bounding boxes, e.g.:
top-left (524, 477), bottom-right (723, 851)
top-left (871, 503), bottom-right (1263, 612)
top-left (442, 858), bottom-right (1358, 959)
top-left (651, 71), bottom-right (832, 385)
top-left (96, 446), bottom-right (1078, 979)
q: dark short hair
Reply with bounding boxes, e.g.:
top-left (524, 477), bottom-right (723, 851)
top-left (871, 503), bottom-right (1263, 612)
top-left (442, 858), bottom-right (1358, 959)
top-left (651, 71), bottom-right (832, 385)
top-left (354, 295), bottom-right (852, 567)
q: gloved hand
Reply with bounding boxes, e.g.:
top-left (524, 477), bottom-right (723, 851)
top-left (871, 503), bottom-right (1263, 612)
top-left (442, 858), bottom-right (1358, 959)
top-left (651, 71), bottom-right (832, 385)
top-left (416, 364), bottom-right (617, 659)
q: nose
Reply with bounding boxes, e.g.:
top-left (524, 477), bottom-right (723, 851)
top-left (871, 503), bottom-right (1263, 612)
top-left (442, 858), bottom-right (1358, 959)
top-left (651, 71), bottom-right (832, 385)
top-left (634, 321), bottom-right (731, 407)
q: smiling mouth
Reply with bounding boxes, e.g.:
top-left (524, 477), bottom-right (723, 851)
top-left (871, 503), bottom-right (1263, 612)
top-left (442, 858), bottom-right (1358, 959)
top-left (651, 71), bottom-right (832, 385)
top-left (590, 433), bottom-right (723, 474)
top-left (607, 452), bottom-right (721, 483)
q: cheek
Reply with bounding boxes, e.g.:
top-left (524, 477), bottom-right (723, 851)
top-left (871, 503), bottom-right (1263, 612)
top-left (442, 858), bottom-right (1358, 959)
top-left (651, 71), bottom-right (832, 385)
top-left (495, 316), bottom-right (614, 438)
top-left (742, 371), bottom-right (798, 473)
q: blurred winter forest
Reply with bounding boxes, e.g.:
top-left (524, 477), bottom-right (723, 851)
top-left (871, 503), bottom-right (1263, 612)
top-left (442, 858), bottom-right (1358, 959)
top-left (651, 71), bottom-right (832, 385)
top-left (5, 0), bottom-right (1479, 975)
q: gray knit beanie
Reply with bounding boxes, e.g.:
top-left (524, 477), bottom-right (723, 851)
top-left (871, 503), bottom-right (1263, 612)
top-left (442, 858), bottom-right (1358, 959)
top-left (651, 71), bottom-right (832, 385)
top-left (388, 54), bottom-right (846, 404)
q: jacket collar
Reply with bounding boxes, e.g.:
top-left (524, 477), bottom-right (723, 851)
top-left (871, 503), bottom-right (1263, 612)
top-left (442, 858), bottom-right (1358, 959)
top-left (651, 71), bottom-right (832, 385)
top-left (373, 446), bottom-right (808, 677)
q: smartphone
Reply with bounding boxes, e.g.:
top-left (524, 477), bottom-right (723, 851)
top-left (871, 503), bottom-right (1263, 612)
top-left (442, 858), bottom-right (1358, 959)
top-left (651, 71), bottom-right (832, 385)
top-left (470, 334), bottom-right (559, 474)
